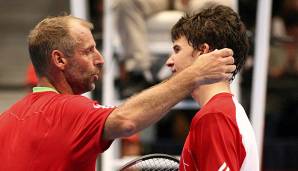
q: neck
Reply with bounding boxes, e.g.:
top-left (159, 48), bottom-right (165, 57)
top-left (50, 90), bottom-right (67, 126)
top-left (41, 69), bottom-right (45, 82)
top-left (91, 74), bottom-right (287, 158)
top-left (37, 76), bottom-right (74, 94)
top-left (192, 81), bottom-right (231, 106)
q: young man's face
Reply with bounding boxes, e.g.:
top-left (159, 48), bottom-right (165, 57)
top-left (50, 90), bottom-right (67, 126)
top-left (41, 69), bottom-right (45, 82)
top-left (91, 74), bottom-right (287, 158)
top-left (166, 36), bottom-right (198, 74)
top-left (64, 21), bottom-right (104, 94)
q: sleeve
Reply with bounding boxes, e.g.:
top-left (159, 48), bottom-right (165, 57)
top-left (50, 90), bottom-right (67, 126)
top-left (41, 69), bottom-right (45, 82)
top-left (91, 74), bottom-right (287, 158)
top-left (190, 113), bottom-right (244, 171)
top-left (62, 96), bottom-right (116, 154)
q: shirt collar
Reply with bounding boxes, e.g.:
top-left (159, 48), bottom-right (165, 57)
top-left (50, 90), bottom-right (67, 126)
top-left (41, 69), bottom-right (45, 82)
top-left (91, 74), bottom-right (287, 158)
top-left (32, 87), bottom-right (59, 93)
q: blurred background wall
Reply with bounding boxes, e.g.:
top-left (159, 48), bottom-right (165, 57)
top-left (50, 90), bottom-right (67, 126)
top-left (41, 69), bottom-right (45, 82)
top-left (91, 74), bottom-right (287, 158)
top-left (0, 0), bottom-right (69, 112)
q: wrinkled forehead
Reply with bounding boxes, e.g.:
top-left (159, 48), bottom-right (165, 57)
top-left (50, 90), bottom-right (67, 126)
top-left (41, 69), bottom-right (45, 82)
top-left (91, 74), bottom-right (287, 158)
top-left (68, 21), bottom-right (92, 41)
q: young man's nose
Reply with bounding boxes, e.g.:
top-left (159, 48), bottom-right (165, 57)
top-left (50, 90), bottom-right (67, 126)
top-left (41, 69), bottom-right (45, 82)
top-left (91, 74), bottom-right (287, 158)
top-left (166, 56), bottom-right (174, 67)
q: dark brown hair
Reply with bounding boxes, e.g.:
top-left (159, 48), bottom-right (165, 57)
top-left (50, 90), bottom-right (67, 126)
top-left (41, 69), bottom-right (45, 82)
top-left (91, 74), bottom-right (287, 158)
top-left (171, 5), bottom-right (249, 80)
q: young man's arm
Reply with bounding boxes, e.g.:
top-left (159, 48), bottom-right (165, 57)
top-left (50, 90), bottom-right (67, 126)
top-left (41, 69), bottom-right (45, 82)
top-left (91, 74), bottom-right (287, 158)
top-left (103, 48), bottom-right (235, 140)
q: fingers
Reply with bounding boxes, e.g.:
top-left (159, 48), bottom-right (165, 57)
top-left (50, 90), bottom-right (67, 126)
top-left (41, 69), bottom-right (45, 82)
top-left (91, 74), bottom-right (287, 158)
top-left (225, 64), bottom-right (237, 74)
top-left (223, 73), bottom-right (234, 81)
top-left (221, 56), bottom-right (235, 65)
top-left (212, 66), bottom-right (235, 83)
top-left (216, 49), bottom-right (236, 73)
top-left (212, 48), bottom-right (234, 57)
top-left (191, 48), bottom-right (236, 85)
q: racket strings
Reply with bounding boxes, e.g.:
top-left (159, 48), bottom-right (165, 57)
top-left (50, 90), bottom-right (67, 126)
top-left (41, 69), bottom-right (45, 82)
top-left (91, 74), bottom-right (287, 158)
top-left (124, 157), bottom-right (179, 171)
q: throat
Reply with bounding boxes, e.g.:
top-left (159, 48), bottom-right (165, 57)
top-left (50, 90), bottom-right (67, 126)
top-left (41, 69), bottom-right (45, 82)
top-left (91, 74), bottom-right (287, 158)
top-left (192, 82), bottom-right (231, 106)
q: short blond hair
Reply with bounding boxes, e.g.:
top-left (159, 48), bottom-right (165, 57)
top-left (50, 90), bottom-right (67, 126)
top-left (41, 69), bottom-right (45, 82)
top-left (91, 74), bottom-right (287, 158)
top-left (28, 15), bottom-right (93, 77)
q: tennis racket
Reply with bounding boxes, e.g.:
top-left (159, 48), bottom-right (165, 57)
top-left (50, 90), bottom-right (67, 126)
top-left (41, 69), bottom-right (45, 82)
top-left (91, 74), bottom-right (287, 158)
top-left (119, 153), bottom-right (180, 171)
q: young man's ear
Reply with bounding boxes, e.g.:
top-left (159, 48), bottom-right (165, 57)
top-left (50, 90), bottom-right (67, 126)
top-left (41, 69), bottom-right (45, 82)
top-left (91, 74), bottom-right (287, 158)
top-left (51, 50), bottom-right (67, 70)
top-left (199, 43), bottom-right (210, 53)
top-left (192, 43), bottom-right (210, 57)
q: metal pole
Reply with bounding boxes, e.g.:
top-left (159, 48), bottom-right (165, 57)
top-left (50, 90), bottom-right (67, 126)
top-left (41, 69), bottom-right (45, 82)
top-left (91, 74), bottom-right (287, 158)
top-left (70, 0), bottom-right (89, 20)
top-left (70, 1), bottom-right (109, 170)
top-left (70, 0), bottom-right (119, 170)
top-left (250, 0), bottom-right (272, 162)
top-left (70, 0), bottom-right (91, 99)
top-left (102, 0), bottom-right (120, 170)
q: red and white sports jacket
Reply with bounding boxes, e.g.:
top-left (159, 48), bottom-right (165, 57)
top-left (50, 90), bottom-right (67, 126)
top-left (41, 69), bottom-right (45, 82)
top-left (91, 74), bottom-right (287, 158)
top-left (179, 93), bottom-right (259, 171)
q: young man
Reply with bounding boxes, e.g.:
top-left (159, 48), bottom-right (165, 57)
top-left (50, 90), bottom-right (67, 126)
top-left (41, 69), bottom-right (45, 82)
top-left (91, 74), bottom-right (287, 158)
top-left (0, 15), bottom-right (235, 170)
top-left (166, 5), bottom-right (259, 171)
top-left (115, 0), bottom-right (234, 97)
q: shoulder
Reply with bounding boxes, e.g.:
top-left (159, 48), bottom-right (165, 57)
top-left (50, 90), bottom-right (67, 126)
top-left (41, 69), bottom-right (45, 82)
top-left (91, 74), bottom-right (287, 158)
top-left (191, 112), bottom-right (237, 131)
top-left (56, 94), bottom-right (115, 113)
top-left (192, 93), bottom-right (237, 126)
